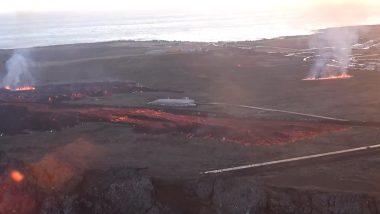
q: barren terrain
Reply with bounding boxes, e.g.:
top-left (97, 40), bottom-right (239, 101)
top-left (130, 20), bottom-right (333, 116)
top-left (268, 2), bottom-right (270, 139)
top-left (1, 25), bottom-right (380, 213)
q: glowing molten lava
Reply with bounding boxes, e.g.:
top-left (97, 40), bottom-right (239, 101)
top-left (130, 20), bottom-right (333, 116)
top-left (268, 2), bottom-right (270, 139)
top-left (4, 86), bottom-right (36, 91)
top-left (15, 86), bottom-right (36, 91)
top-left (303, 74), bottom-right (352, 81)
top-left (0, 103), bottom-right (349, 146)
top-left (0, 81), bottom-right (350, 146)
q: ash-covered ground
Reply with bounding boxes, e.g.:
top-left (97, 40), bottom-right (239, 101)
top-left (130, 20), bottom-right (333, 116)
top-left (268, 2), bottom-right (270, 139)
top-left (1, 25), bottom-right (380, 214)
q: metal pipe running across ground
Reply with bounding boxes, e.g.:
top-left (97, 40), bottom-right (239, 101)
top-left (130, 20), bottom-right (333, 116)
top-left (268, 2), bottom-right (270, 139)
top-left (202, 144), bottom-right (380, 174)
top-left (202, 102), bottom-right (348, 122)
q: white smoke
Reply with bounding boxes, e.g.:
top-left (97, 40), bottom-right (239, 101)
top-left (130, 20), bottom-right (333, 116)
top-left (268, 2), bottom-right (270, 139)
top-left (1, 50), bottom-right (35, 89)
top-left (307, 28), bottom-right (359, 79)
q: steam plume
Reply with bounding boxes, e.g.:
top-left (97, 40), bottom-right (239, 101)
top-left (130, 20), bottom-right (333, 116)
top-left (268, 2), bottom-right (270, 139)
top-left (307, 28), bottom-right (359, 79)
top-left (1, 50), bottom-right (35, 89)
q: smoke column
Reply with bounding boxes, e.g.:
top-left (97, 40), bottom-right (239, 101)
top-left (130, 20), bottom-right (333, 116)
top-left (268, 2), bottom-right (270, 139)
top-left (307, 28), bottom-right (359, 79)
top-left (1, 50), bottom-right (35, 89)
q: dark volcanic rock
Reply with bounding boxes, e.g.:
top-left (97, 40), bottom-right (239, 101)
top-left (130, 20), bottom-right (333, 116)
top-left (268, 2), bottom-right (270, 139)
top-left (266, 187), bottom-right (380, 214)
top-left (212, 178), bottom-right (267, 214)
top-left (73, 168), bottom-right (157, 214)
top-left (0, 105), bottom-right (80, 135)
top-left (195, 177), bottom-right (215, 202)
top-left (208, 176), bottom-right (380, 214)
top-left (3, 153), bottom-right (380, 214)
top-left (39, 195), bottom-right (78, 214)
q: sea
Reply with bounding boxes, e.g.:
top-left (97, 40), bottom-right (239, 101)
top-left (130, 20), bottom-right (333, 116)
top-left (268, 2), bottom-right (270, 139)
top-left (1, 9), bottom-right (380, 49)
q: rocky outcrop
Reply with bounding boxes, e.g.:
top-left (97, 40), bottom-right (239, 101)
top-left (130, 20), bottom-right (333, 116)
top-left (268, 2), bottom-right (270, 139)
top-left (1, 153), bottom-right (380, 214)
top-left (209, 177), bottom-right (380, 214)
top-left (39, 168), bottom-right (159, 214)
top-left (211, 178), bottom-right (267, 214)
top-left (74, 168), bottom-right (158, 214)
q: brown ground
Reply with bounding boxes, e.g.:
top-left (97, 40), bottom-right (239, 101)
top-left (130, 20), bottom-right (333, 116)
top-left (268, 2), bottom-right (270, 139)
top-left (1, 25), bottom-right (380, 197)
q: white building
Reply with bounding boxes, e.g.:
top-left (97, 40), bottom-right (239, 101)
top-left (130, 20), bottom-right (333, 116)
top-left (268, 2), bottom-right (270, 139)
top-left (148, 97), bottom-right (196, 107)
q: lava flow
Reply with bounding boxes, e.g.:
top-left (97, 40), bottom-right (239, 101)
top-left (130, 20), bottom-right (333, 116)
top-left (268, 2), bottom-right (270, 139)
top-left (4, 86), bottom-right (36, 91)
top-left (0, 81), bottom-right (180, 103)
top-left (0, 102), bottom-right (348, 146)
top-left (303, 74), bottom-right (353, 81)
top-left (0, 81), bottom-right (349, 145)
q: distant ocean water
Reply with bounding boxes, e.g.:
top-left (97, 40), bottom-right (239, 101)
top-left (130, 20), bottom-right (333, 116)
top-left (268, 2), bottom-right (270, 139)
top-left (1, 10), bottom-right (380, 49)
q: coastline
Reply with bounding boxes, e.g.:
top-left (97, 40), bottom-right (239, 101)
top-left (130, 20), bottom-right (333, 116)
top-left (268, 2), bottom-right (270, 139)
top-left (1, 23), bottom-right (379, 52)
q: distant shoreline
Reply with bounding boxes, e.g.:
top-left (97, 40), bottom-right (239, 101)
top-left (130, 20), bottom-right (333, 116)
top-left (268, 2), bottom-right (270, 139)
top-left (2, 23), bottom-right (379, 51)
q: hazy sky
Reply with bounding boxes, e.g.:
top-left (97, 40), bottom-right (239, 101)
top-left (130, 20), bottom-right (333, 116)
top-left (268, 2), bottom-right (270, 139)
top-left (1, 0), bottom-right (380, 13)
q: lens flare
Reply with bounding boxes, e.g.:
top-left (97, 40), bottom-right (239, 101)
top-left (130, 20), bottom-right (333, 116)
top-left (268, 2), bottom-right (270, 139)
top-left (10, 170), bottom-right (24, 183)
